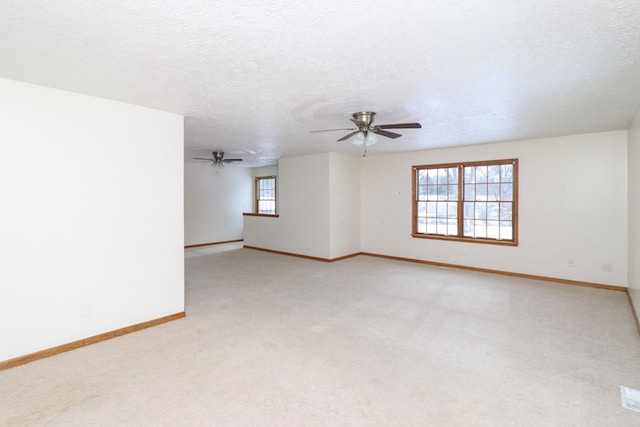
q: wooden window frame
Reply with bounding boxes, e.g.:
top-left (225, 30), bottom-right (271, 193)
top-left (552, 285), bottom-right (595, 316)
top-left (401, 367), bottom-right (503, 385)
top-left (412, 159), bottom-right (518, 246)
top-left (255, 175), bottom-right (277, 215)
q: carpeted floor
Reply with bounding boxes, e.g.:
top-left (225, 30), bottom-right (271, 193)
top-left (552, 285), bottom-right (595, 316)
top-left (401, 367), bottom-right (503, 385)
top-left (1, 242), bottom-right (640, 426)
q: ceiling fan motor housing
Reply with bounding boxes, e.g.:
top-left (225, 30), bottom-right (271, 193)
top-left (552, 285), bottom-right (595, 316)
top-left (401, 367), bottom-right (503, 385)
top-left (352, 111), bottom-right (376, 130)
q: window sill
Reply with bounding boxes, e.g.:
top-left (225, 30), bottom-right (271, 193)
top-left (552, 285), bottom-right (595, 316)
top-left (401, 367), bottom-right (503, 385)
top-left (243, 213), bottom-right (279, 218)
top-left (411, 233), bottom-right (518, 246)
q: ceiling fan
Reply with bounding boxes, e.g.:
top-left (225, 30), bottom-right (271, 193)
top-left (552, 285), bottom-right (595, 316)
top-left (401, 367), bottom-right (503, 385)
top-left (309, 111), bottom-right (422, 155)
top-left (194, 151), bottom-right (242, 174)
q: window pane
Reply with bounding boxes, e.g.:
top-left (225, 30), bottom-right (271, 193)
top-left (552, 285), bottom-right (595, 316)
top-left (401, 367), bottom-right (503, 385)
top-left (500, 222), bottom-right (512, 240)
top-left (464, 219), bottom-right (474, 236)
top-left (488, 165), bottom-right (501, 182)
top-left (487, 202), bottom-right (500, 220)
top-left (437, 220), bottom-right (447, 235)
top-left (427, 169), bottom-right (438, 185)
top-left (501, 183), bottom-right (513, 201)
top-left (448, 220), bottom-right (458, 235)
top-left (487, 183), bottom-right (500, 201)
top-left (447, 202), bottom-right (457, 218)
top-left (437, 168), bottom-right (449, 184)
top-left (427, 185), bottom-right (438, 201)
top-left (500, 202), bottom-right (512, 220)
top-left (259, 178), bottom-right (275, 191)
top-left (448, 184), bottom-right (458, 200)
top-left (258, 201), bottom-right (275, 214)
top-left (487, 221), bottom-right (500, 239)
top-left (475, 202), bottom-right (487, 219)
top-left (437, 201), bottom-right (447, 217)
top-left (476, 166), bottom-right (488, 183)
top-left (427, 201), bottom-right (437, 216)
top-left (463, 202), bottom-right (474, 219)
top-left (476, 183), bottom-right (487, 200)
top-left (474, 221), bottom-right (487, 238)
top-left (464, 166), bottom-right (475, 183)
top-left (417, 201), bottom-right (427, 217)
top-left (418, 185), bottom-right (428, 201)
top-left (437, 184), bottom-right (448, 199)
top-left (448, 167), bottom-right (458, 184)
top-left (417, 217), bottom-right (426, 233)
top-left (418, 170), bottom-right (428, 185)
top-left (427, 218), bottom-right (437, 234)
top-left (501, 164), bottom-right (513, 182)
top-left (464, 184), bottom-right (474, 200)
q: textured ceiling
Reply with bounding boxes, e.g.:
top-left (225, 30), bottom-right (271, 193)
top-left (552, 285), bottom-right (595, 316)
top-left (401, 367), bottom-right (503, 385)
top-left (1, 1), bottom-right (639, 166)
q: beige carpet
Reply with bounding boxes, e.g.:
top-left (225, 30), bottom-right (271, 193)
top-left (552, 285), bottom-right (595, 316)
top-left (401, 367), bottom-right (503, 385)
top-left (1, 243), bottom-right (640, 426)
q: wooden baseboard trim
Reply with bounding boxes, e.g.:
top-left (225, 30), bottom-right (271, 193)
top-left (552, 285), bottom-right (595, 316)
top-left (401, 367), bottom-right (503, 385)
top-left (243, 245), bottom-right (360, 263)
top-left (360, 252), bottom-right (627, 292)
top-left (628, 291), bottom-right (640, 335)
top-left (185, 239), bottom-right (243, 249)
top-left (0, 311), bottom-right (186, 371)
top-left (241, 246), bottom-right (627, 292)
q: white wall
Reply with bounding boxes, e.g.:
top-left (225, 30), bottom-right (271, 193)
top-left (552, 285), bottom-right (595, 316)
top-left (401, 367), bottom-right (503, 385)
top-left (184, 161), bottom-right (253, 246)
top-left (244, 153), bottom-right (330, 258)
top-left (244, 153), bottom-right (361, 259)
top-left (253, 165), bottom-right (278, 178)
top-left (329, 153), bottom-right (361, 258)
top-left (362, 131), bottom-right (628, 287)
top-left (629, 109), bottom-right (640, 316)
top-left (0, 78), bottom-right (184, 362)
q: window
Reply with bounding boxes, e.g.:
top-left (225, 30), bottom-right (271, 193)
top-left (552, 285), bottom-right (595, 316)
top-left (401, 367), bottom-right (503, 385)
top-left (412, 159), bottom-right (518, 245)
top-left (255, 176), bottom-right (276, 215)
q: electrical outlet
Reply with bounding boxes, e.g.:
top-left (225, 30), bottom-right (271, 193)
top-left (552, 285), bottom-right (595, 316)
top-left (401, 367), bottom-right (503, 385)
top-left (602, 263), bottom-right (614, 273)
top-left (568, 258), bottom-right (575, 268)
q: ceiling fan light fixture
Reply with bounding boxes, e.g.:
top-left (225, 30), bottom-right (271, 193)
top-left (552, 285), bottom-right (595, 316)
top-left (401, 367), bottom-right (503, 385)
top-left (366, 132), bottom-right (379, 146)
top-left (352, 132), bottom-right (365, 146)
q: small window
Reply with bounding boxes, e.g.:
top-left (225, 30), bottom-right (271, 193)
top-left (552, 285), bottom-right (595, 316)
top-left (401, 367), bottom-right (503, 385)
top-left (412, 159), bottom-right (518, 245)
top-left (255, 176), bottom-right (276, 215)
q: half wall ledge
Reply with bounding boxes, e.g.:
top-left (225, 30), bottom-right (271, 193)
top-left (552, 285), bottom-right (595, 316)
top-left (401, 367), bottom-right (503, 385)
top-left (242, 213), bottom-right (279, 218)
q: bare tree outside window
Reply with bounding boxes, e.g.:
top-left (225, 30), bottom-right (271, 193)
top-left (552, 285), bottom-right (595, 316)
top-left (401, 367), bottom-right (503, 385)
top-left (255, 176), bottom-right (276, 215)
top-left (413, 159), bottom-right (518, 245)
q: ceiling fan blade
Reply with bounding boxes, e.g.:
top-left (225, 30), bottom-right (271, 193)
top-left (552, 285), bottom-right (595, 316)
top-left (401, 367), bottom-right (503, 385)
top-left (309, 127), bottom-right (356, 133)
top-left (372, 129), bottom-right (402, 139)
top-left (337, 131), bottom-right (359, 142)
top-left (377, 123), bottom-right (422, 129)
top-left (194, 157), bottom-right (214, 161)
top-left (223, 158), bottom-right (243, 163)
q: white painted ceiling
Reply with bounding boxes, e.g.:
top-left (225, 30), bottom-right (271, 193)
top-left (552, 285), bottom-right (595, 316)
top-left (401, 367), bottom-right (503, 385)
top-left (1, 1), bottom-right (639, 166)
